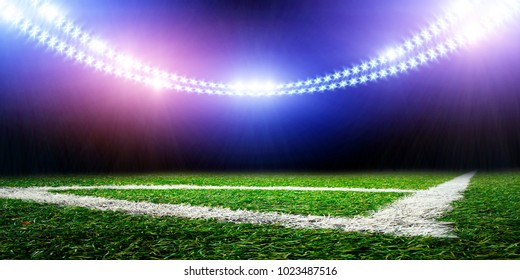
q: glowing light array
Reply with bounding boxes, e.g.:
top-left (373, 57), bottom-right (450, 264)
top-left (1, 0), bottom-right (519, 96)
top-left (21, 0), bottom-right (467, 94)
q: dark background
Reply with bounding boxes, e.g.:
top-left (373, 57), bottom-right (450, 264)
top-left (1, 0), bottom-right (520, 174)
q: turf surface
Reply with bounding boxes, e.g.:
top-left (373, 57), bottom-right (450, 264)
top-left (53, 189), bottom-right (407, 217)
top-left (0, 173), bottom-right (454, 189)
top-left (1, 173), bottom-right (518, 259)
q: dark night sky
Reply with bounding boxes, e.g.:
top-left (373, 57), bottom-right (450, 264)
top-left (1, 0), bottom-right (520, 173)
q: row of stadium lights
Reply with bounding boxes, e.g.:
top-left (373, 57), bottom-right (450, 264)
top-left (1, 0), bottom-right (519, 96)
top-left (14, 0), bottom-right (466, 93)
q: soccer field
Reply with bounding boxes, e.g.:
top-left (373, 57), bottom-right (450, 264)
top-left (0, 172), bottom-right (519, 259)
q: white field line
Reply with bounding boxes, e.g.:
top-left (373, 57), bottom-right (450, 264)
top-left (34, 185), bottom-right (419, 193)
top-left (0, 172), bottom-right (475, 237)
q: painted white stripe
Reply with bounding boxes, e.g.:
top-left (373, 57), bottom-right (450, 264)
top-left (0, 172), bottom-right (475, 237)
top-left (34, 185), bottom-right (419, 193)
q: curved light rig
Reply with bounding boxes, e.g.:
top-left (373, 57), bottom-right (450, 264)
top-left (1, 0), bottom-right (519, 96)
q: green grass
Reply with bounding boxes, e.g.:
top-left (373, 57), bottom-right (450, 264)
top-left (53, 189), bottom-right (407, 217)
top-left (1, 172), bottom-right (518, 259)
top-left (0, 172), bottom-right (455, 189)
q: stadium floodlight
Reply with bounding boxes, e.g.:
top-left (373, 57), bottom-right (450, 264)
top-left (446, 39), bottom-right (457, 52)
top-left (94, 60), bottom-right (104, 71)
top-left (408, 58), bottom-right (418, 69)
top-left (63, 21), bottom-right (74, 34)
top-left (427, 48), bottom-right (438, 60)
top-left (56, 41), bottom-right (67, 54)
top-left (369, 59), bottom-right (379, 69)
top-left (79, 33), bottom-right (90, 44)
top-left (71, 27), bottom-right (81, 39)
top-left (429, 24), bottom-right (441, 36)
top-left (323, 75), bottom-right (333, 82)
top-left (421, 30), bottom-right (432, 41)
top-left (74, 51), bottom-right (86, 63)
top-left (437, 44), bottom-right (448, 56)
top-left (378, 55), bottom-right (388, 65)
top-left (413, 35), bottom-right (424, 47)
top-left (47, 36), bottom-right (58, 49)
top-left (28, 26), bottom-right (40, 39)
top-left (404, 40), bottom-right (414, 51)
top-left (437, 18), bottom-right (449, 31)
top-left (103, 64), bottom-right (114, 75)
top-left (417, 53), bottom-right (428, 64)
top-left (379, 69), bottom-right (388, 79)
top-left (369, 72), bottom-right (378, 82)
top-left (19, 20), bottom-right (31, 33)
top-left (388, 66), bottom-right (398, 76)
top-left (37, 31), bottom-right (49, 44)
top-left (53, 16), bottom-right (65, 28)
top-left (398, 62), bottom-right (408, 73)
top-left (84, 56), bottom-right (94, 66)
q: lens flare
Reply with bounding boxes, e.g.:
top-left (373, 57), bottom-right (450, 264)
top-left (38, 3), bottom-right (60, 22)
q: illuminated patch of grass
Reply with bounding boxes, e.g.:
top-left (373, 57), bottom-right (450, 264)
top-left (0, 172), bottom-right (455, 189)
top-left (53, 189), bottom-right (407, 217)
